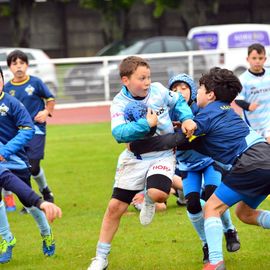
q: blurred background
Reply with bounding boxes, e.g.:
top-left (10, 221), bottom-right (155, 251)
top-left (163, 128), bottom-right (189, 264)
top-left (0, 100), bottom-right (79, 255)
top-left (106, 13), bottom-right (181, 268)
top-left (0, 0), bottom-right (269, 104)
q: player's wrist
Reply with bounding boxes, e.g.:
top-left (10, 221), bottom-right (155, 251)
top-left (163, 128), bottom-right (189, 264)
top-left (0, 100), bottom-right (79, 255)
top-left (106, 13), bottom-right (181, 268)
top-left (44, 108), bottom-right (52, 117)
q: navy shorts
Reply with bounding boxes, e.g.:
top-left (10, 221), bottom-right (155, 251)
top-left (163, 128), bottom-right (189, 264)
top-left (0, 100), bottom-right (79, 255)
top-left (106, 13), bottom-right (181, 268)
top-left (215, 182), bottom-right (267, 209)
top-left (25, 134), bottom-right (45, 160)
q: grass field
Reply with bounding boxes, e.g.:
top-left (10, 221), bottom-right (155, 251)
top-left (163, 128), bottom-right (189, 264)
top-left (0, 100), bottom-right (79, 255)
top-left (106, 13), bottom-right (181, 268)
top-left (2, 123), bottom-right (270, 270)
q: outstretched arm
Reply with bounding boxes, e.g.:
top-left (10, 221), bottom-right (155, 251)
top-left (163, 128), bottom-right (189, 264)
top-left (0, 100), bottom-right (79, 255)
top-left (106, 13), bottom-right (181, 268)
top-left (129, 132), bottom-right (188, 155)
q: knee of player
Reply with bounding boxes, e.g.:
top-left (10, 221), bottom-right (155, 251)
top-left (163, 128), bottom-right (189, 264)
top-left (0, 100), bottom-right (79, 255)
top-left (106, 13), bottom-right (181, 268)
top-left (186, 192), bottom-right (202, 214)
top-left (147, 188), bottom-right (169, 203)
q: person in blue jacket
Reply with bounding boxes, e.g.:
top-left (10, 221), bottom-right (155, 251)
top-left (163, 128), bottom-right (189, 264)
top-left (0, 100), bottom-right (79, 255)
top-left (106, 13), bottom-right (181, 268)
top-left (168, 73), bottom-right (240, 264)
top-left (0, 66), bottom-right (60, 263)
top-left (4, 49), bottom-right (55, 210)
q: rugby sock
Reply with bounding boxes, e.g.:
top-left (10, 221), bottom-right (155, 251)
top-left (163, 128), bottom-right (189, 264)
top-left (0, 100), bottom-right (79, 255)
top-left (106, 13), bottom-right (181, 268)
top-left (221, 209), bottom-right (235, 232)
top-left (26, 206), bottom-right (51, 235)
top-left (204, 217), bottom-right (223, 264)
top-left (187, 210), bottom-right (206, 244)
top-left (257, 210), bottom-right (270, 229)
top-left (96, 242), bottom-right (111, 258)
top-left (0, 201), bottom-right (13, 242)
top-left (33, 167), bottom-right (48, 191)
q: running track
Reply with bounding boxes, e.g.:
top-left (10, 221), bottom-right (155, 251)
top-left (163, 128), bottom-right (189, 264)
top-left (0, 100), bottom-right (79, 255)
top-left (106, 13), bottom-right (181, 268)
top-left (47, 104), bottom-right (111, 125)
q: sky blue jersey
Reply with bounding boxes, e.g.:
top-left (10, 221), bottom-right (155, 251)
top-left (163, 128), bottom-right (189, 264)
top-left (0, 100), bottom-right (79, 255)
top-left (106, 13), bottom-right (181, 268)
top-left (0, 92), bottom-right (34, 170)
top-left (238, 68), bottom-right (270, 131)
top-left (4, 75), bottom-right (55, 135)
top-left (111, 82), bottom-right (193, 160)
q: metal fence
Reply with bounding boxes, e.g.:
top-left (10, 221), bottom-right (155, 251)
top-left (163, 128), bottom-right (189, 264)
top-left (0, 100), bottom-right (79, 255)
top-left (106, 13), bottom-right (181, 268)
top-left (0, 49), bottom-right (249, 106)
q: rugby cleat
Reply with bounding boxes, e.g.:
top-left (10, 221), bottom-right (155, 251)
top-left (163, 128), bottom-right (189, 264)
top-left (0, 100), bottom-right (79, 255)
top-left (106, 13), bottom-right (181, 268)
top-left (224, 229), bottom-right (240, 252)
top-left (41, 231), bottom-right (55, 256)
top-left (0, 237), bottom-right (16, 263)
top-left (4, 194), bottom-right (16, 212)
top-left (203, 261), bottom-right (226, 270)
top-left (87, 256), bottom-right (108, 270)
top-left (202, 243), bottom-right (209, 264)
top-left (139, 200), bottom-right (155, 225)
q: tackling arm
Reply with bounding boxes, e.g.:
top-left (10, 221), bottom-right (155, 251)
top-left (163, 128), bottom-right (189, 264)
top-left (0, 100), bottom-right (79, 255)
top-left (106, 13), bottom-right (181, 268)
top-left (129, 132), bottom-right (189, 155)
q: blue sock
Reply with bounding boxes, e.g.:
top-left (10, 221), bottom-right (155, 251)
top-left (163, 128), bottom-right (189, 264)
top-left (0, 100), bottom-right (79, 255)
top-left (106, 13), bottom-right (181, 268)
top-left (26, 206), bottom-right (51, 235)
top-left (257, 210), bottom-right (270, 229)
top-left (221, 209), bottom-right (235, 232)
top-left (204, 217), bottom-right (223, 264)
top-left (96, 242), bottom-right (111, 259)
top-left (187, 210), bottom-right (206, 244)
top-left (0, 201), bottom-right (13, 242)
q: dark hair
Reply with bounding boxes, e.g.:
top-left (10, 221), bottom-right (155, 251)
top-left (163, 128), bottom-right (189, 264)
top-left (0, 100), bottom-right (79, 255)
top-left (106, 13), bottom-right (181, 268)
top-left (0, 67), bottom-right (3, 82)
top-left (7, 49), bottom-right (29, 66)
top-left (119, 56), bottom-right (150, 78)
top-left (199, 67), bottom-right (242, 103)
top-left (248, 43), bottom-right (266, 55)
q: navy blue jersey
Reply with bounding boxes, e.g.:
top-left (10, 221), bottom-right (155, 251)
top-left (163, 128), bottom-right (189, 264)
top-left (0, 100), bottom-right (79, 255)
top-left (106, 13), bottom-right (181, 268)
top-left (4, 75), bottom-right (55, 134)
top-left (0, 92), bottom-right (34, 169)
top-left (193, 101), bottom-right (265, 168)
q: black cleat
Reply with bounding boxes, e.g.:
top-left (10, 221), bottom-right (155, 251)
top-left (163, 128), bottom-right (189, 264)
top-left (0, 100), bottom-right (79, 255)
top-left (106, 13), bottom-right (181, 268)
top-left (224, 229), bottom-right (240, 252)
top-left (41, 187), bottom-right (54, 203)
top-left (202, 243), bottom-right (209, 264)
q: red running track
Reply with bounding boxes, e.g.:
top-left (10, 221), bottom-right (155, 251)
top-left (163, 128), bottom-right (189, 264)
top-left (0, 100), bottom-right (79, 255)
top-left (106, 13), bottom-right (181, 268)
top-left (47, 105), bottom-right (111, 125)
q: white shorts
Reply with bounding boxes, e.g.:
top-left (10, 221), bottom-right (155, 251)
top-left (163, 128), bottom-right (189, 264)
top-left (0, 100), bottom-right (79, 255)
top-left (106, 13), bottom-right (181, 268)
top-left (114, 150), bottom-right (176, 191)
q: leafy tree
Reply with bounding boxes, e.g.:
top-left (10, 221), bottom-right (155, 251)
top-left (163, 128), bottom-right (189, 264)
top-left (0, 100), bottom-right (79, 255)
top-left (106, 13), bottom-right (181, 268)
top-left (144, 0), bottom-right (220, 34)
top-left (79, 0), bottom-right (137, 43)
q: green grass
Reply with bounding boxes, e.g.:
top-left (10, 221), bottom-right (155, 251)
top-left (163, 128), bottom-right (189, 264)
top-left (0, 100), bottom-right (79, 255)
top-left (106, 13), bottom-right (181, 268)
top-left (2, 123), bottom-right (270, 270)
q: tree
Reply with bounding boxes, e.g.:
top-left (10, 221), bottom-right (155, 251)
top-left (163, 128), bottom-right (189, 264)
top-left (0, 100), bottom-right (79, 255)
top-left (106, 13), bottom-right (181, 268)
top-left (144, 0), bottom-right (220, 34)
top-left (79, 0), bottom-right (137, 43)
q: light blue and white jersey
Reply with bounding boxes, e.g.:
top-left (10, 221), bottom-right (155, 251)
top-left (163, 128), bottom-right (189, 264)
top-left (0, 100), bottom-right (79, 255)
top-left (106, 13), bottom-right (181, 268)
top-left (238, 68), bottom-right (270, 131)
top-left (111, 82), bottom-right (193, 160)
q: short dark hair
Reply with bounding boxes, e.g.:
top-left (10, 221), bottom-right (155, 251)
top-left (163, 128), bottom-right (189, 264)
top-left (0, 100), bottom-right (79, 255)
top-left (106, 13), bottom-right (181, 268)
top-left (7, 49), bottom-right (29, 66)
top-left (248, 43), bottom-right (266, 55)
top-left (0, 67), bottom-right (3, 82)
top-left (119, 56), bottom-right (150, 78)
top-left (199, 67), bottom-right (242, 103)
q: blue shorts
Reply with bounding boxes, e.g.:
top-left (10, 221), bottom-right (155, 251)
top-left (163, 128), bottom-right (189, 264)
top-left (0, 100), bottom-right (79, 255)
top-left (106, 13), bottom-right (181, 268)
top-left (215, 182), bottom-right (267, 209)
top-left (182, 165), bottom-right (221, 196)
top-left (25, 134), bottom-right (45, 160)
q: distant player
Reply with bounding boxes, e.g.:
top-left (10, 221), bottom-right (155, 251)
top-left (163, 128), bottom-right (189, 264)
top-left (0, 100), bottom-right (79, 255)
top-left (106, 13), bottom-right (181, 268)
top-left (235, 43), bottom-right (270, 143)
top-left (4, 49), bottom-right (55, 212)
top-left (87, 55), bottom-right (196, 270)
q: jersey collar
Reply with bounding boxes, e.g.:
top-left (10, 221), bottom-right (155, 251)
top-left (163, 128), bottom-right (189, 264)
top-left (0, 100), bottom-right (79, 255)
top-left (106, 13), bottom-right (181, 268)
top-left (11, 75), bottom-right (30, 86)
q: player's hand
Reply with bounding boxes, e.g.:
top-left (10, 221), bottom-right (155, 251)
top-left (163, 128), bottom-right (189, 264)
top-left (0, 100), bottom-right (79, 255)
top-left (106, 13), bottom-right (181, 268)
top-left (248, 102), bottom-right (259, 112)
top-left (34, 110), bottom-right (49, 123)
top-left (131, 193), bottom-right (144, 205)
top-left (181, 119), bottom-right (197, 138)
top-left (0, 155), bottom-right (5, 162)
top-left (40, 201), bottom-right (62, 223)
top-left (172, 121), bottom-right (181, 130)
top-left (146, 108), bottom-right (158, 128)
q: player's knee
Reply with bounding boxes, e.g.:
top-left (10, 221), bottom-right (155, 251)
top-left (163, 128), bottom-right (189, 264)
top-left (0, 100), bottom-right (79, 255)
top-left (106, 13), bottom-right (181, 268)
top-left (147, 188), bottom-right (168, 202)
top-left (146, 174), bottom-right (171, 202)
top-left (107, 199), bottom-right (128, 218)
top-left (186, 192), bottom-right (202, 214)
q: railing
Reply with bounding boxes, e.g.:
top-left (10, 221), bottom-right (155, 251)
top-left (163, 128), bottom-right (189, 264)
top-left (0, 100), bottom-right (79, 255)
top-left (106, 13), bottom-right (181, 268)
top-left (2, 48), bottom-right (260, 106)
